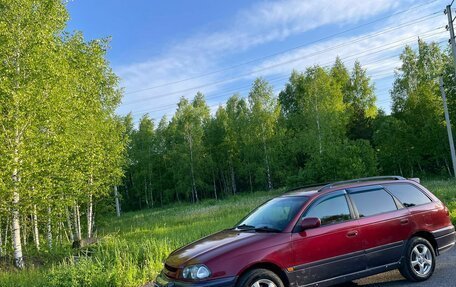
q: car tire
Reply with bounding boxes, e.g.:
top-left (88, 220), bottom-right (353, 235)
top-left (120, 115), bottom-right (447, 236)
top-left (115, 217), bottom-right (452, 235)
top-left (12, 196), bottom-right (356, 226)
top-left (399, 237), bottom-right (436, 282)
top-left (236, 268), bottom-right (284, 287)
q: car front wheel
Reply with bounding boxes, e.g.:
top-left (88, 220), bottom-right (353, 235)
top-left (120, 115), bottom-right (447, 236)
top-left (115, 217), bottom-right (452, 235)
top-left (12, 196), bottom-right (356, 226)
top-left (399, 237), bottom-right (436, 282)
top-left (236, 268), bottom-right (284, 287)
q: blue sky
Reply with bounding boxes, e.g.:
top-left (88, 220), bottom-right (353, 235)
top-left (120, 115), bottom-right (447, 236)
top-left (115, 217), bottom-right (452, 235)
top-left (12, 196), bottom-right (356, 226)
top-left (66, 0), bottom-right (448, 123)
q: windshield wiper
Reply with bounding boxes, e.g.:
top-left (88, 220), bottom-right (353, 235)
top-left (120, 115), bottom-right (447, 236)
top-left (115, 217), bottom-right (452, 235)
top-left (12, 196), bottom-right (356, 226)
top-left (234, 224), bottom-right (281, 233)
top-left (235, 224), bottom-right (256, 230)
top-left (253, 226), bottom-right (281, 233)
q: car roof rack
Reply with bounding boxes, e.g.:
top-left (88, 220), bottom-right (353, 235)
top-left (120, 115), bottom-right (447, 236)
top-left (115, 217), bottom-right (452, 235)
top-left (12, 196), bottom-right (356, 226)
top-left (318, 176), bottom-right (406, 192)
top-left (287, 182), bottom-right (329, 192)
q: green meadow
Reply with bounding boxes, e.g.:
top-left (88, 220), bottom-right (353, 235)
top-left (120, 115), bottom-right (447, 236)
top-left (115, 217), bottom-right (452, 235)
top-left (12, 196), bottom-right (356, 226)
top-left (0, 179), bottom-right (454, 287)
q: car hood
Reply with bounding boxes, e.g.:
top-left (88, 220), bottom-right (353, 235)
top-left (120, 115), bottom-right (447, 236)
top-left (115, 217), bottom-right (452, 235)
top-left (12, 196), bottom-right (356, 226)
top-left (165, 229), bottom-right (278, 268)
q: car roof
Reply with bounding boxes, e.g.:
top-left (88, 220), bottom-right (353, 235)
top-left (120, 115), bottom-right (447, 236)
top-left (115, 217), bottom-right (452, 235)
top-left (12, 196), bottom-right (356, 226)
top-left (282, 177), bottom-right (418, 199)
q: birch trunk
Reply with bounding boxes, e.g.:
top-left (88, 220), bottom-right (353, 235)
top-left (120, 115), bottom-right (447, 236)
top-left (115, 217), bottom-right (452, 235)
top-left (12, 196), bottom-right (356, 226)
top-left (144, 179), bottom-right (149, 208)
top-left (249, 170), bottom-right (253, 192)
top-left (65, 207), bottom-right (74, 242)
top-left (59, 221), bottom-right (64, 245)
top-left (221, 171), bottom-right (227, 194)
top-left (187, 132), bottom-right (198, 203)
top-left (32, 205), bottom-right (40, 251)
top-left (12, 191), bottom-right (24, 268)
top-left (262, 133), bottom-right (272, 190)
top-left (12, 156), bottom-right (24, 268)
top-left (22, 215), bottom-right (27, 247)
top-left (87, 194), bottom-right (93, 238)
top-left (114, 186), bottom-right (121, 217)
top-left (92, 211), bottom-right (95, 237)
top-left (150, 180), bottom-right (154, 207)
top-left (4, 216), bottom-right (9, 250)
top-left (73, 204), bottom-right (81, 241)
top-left (230, 162), bottom-right (237, 195)
top-left (314, 96), bottom-right (323, 155)
top-left (47, 206), bottom-right (52, 249)
top-left (212, 171), bottom-right (218, 200)
top-left (0, 221), bottom-right (3, 257)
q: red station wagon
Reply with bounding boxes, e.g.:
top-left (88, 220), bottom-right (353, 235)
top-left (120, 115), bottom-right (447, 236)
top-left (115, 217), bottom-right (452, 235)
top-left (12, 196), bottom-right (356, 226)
top-left (155, 176), bottom-right (455, 287)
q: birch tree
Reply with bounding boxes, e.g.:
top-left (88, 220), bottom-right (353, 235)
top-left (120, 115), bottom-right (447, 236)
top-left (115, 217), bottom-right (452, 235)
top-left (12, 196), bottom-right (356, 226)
top-left (0, 0), bottom-right (68, 268)
top-left (247, 79), bottom-right (279, 190)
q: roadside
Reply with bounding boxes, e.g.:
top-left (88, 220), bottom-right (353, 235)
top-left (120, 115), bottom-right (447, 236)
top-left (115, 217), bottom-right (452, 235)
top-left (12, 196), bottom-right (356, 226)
top-left (142, 247), bottom-right (455, 287)
top-left (342, 247), bottom-right (456, 286)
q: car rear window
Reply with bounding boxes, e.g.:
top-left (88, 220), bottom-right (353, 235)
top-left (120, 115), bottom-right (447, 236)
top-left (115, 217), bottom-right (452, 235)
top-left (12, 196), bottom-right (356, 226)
top-left (384, 183), bottom-right (431, 207)
top-left (350, 188), bottom-right (397, 217)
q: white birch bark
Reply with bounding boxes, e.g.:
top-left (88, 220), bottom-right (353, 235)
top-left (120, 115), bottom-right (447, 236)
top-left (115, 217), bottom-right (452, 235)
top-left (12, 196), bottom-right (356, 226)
top-left (144, 179), bottom-right (149, 208)
top-left (12, 151), bottom-right (24, 268)
top-left (262, 125), bottom-right (272, 190)
top-left (33, 205), bottom-right (40, 251)
top-left (187, 131), bottom-right (198, 203)
top-left (22, 215), bottom-right (27, 247)
top-left (47, 206), bottom-right (52, 249)
top-left (65, 207), bottom-right (74, 242)
top-left (73, 203), bottom-right (81, 241)
top-left (87, 194), bottom-right (93, 238)
top-left (114, 186), bottom-right (121, 217)
top-left (12, 191), bottom-right (24, 268)
top-left (0, 221), bottom-right (3, 257)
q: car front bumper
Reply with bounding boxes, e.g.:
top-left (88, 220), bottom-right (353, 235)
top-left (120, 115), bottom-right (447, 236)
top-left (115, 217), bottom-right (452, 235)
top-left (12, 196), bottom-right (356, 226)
top-left (154, 272), bottom-right (237, 287)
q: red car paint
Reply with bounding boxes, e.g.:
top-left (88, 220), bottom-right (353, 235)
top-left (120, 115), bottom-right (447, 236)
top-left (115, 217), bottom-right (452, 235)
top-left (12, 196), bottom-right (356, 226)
top-left (156, 178), bottom-right (455, 287)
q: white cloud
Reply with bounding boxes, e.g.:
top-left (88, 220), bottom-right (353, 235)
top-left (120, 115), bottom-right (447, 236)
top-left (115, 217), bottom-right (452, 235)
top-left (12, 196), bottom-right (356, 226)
top-left (115, 0), bottom-right (445, 121)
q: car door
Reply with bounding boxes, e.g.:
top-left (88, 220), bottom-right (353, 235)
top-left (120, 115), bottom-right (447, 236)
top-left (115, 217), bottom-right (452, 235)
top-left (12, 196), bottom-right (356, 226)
top-left (290, 190), bottom-right (365, 285)
top-left (347, 185), bottom-right (413, 269)
top-left (383, 183), bottom-right (436, 228)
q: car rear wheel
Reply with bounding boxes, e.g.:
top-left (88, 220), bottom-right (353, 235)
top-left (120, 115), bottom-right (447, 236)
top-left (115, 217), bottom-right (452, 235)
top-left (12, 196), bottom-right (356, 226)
top-left (399, 237), bottom-right (436, 282)
top-left (236, 269), bottom-right (284, 287)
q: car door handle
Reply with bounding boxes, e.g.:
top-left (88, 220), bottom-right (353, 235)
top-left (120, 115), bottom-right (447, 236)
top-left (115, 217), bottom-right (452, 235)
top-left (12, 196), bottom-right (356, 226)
top-left (346, 230), bottom-right (358, 238)
top-left (400, 219), bottom-right (409, 225)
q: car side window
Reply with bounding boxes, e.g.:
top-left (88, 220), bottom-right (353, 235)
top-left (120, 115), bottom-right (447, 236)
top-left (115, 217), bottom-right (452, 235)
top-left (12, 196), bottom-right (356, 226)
top-left (383, 183), bottom-right (431, 207)
top-left (350, 188), bottom-right (397, 217)
top-left (304, 193), bottom-right (351, 226)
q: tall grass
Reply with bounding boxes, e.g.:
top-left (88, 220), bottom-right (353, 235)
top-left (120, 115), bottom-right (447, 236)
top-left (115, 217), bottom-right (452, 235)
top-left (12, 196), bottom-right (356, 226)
top-left (0, 180), bottom-right (454, 287)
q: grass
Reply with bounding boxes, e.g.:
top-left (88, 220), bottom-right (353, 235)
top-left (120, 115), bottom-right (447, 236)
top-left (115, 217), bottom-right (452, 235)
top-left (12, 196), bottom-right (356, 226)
top-left (0, 180), bottom-right (454, 287)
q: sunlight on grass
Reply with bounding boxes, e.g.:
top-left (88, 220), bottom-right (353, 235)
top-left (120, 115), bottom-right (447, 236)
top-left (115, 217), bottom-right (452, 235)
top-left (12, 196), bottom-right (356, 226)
top-left (0, 182), bottom-right (454, 287)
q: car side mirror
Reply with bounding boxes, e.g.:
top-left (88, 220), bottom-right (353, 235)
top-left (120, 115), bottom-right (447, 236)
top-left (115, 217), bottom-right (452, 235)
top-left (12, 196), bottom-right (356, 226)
top-left (300, 217), bottom-right (321, 231)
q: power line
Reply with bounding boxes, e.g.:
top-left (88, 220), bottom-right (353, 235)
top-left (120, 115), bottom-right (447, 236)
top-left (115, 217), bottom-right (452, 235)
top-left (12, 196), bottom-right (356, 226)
top-left (124, 25), bottom-right (445, 107)
top-left (123, 15), bottom-right (442, 106)
top-left (129, 35), bottom-right (447, 117)
top-left (124, 0), bottom-right (440, 95)
top-left (127, 47), bottom-right (438, 116)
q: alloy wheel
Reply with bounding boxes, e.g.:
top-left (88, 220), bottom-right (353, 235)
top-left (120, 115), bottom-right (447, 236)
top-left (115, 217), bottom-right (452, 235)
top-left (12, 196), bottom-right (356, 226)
top-left (251, 279), bottom-right (277, 287)
top-left (410, 243), bottom-right (433, 276)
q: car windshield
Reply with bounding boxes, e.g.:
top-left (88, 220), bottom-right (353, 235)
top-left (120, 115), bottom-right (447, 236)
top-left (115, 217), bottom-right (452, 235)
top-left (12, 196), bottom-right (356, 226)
top-left (235, 196), bottom-right (308, 232)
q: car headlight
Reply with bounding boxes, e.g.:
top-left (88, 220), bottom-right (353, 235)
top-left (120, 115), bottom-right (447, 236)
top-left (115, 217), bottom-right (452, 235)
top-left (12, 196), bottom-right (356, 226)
top-left (182, 264), bottom-right (211, 280)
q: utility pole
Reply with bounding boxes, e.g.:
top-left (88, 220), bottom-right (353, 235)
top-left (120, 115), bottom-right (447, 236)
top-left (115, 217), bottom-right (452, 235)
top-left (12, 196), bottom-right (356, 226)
top-left (446, 5), bottom-right (456, 78)
top-left (439, 77), bottom-right (456, 177)
top-left (443, 4), bottom-right (456, 177)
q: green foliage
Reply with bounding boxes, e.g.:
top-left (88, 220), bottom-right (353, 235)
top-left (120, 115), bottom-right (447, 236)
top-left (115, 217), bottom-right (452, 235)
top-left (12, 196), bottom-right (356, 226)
top-left (0, 0), bottom-right (127, 268)
top-left (48, 259), bottom-right (110, 287)
top-left (121, 40), bottom-right (455, 210)
top-left (376, 40), bottom-right (453, 176)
